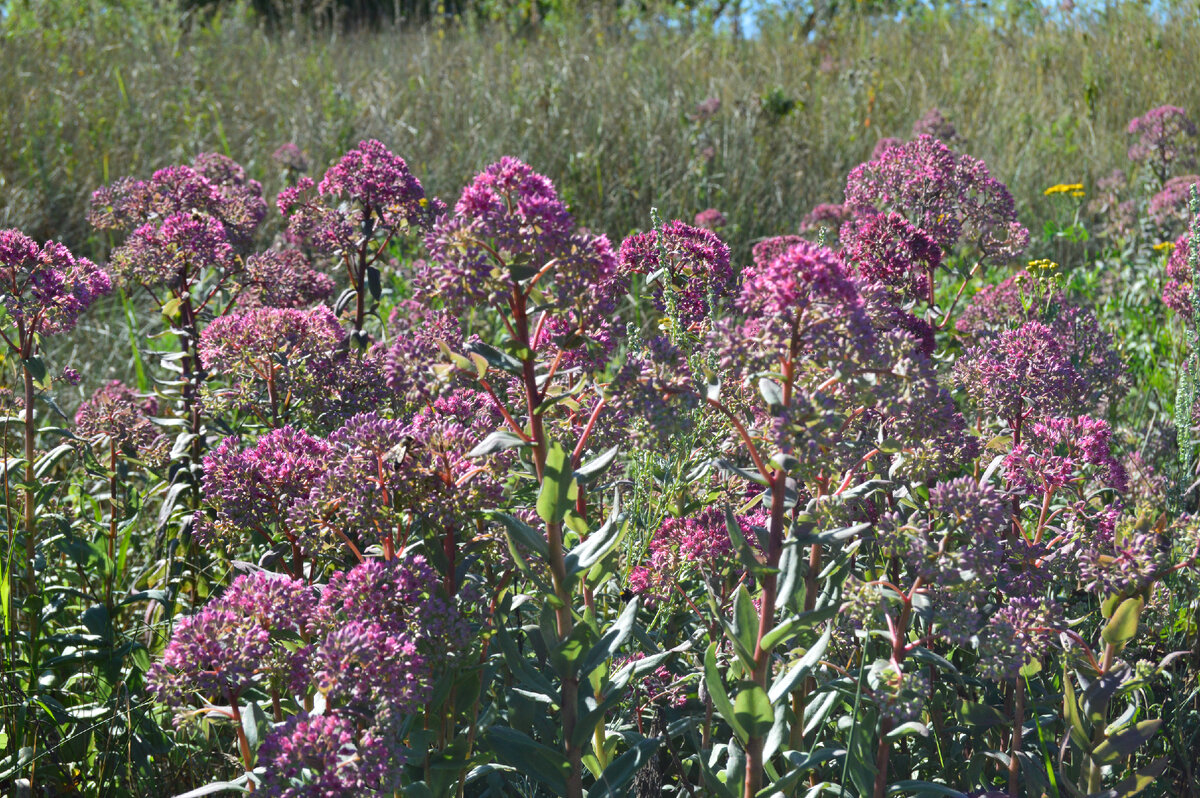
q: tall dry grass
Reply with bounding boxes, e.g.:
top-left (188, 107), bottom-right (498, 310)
top-left (2, 3), bottom-right (1198, 265)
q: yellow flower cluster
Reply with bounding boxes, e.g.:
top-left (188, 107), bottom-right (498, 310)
top-left (1153, 241), bottom-right (1177, 253)
top-left (1027, 258), bottom-right (1059, 273)
top-left (1044, 183), bottom-right (1086, 198)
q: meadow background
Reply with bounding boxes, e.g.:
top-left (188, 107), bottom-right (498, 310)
top-left (4, 1), bottom-right (1200, 795)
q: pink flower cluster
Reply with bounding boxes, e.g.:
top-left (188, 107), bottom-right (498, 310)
top-left (0, 229), bottom-right (112, 337)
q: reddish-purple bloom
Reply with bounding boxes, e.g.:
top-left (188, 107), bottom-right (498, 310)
top-left (844, 135), bottom-right (1029, 263)
top-left (953, 321), bottom-right (1087, 429)
top-left (75, 380), bottom-right (165, 460)
top-left (840, 211), bottom-right (943, 303)
top-left (256, 712), bottom-right (403, 798)
top-left (694, 208), bottom-right (727, 230)
top-left (1127, 105), bottom-right (1198, 182)
top-left (238, 249), bottom-right (336, 309)
top-left (198, 426), bottom-right (331, 555)
top-left (0, 229), bottom-right (112, 337)
top-left (619, 220), bottom-right (734, 328)
top-left (911, 107), bottom-right (958, 142)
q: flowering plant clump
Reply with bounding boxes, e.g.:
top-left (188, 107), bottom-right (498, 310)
top-left (619, 219), bottom-right (734, 328)
top-left (6, 121), bottom-right (1198, 798)
top-left (1127, 104), bottom-right (1198, 184)
top-left (844, 134), bottom-right (1030, 266)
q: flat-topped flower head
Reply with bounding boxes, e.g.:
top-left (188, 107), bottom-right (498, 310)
top-left (976, 596), bottom-right (1060, 681)
top-left (1127, 105), bottom-right (1198, 182)
top-left (619, 220), bottom-right (733, 327)
top-left (316, 556), bottom-right (471, 654)
top-left (843, 135), bottom-right (1029, 264)
top-left (238, 249), bottom-right (335, 309)
top-left (310, 621), bottom-right (430, 714)
top-left (1149, 174), bottom-right (1200, 232)
top-left (198, 426), bottom-right (331, 552)
top-left (89, 155), bottom-right (265, 245)
top-left (318, 139), bottom-right (436, 232)
top-left (737, 238), bottom-right (857, 319)
top-left (716, 238), bottom-right (876, 383)
top-left (694, 208), bottom-right (727, 230)
top-left (146, 605), bottom-right (272, 704)
top-left (800, 203), bottom-right (850, 236)
top-left (110, 213), bottom-right (234, 291)
top-left (272, 142), bottom-right (309, 174)
top-left (279, 140), bottom-right (439, 258)
top-left (841, 211), bottom-right (942, 303)
top-left (293, 413), bottom-right (432, 549)
top-left (422, 157), bottom-right (577, 313)
top-left (199, 305), bottom-right (346, 421)
top-left (0, 230), bottom-right (112, 337)
top-left (256, 712), bottom-right (403, 798)
top-left (1164, 231), bottom-right (1195, 320)
top-left (751, 235), bottom-right (804, 269)
top-left (199, 305), bottom-right (345, 371)
top-left (384, 299), bottom-right (463, 406)
top-left (75, 380), bottom-right (165, 461)
top-left (911, 107), bottom-right (958, 142)
top-left (1003, 415), bottom-right (1128, 495)
top-left (953, 320), bottom-right (1087, 427)
top-left (891, 477), bottom-right (1007, 584)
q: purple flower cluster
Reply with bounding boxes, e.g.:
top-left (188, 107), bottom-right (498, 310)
top-left (1163, 231), bottom-right (1195, 319)
top-left (619, 220), bottom-right (733, 327)
top-left (147, 571), bottom-right (315, 705)
top-left (693, 208), bottom-right (727, 230)
top-left (628, 508), bottom-right (745, 604)
top-left (1003, 415), bottom-right (1128, 495)
top-left (238, 249), bottom-right (336, 309)
top-left (879, 477), bottom-right (1006, 588)
top-left (316, 556), bottom-right (472, 659)
top-left (1127, 105), bottom-right (1198, 182)
top-left (0, 229), bottom-right (112, 337)
top-left (384, 299), bottom-right (463, 406)
top-left (975, 596), bottom-right (1059, 681)
top-left (198, 426), bottom-right (332, 555)
top-left (198, 305), bottom-right (346, 419)
top-left (840, 211), bottom-right (943, 303)
top-left (911, 107), bottom-right (959, 142)
top-left (953, 321), bottom-right (1087, 429)
top-left (422, 157), bottom-right (622, 317)
top-left (272, 142), bottom-right (310, 174)
top-left (843, 135), bottom-right (1029, 263)
top-left (110, 213), bottom-right (235, 291)
top-left (279, 139), bottom-right (439, 255)
top-left (718, 238), bottom-right (870, 379)
top-left (1149, 174), bottom-right (1200, 231)
top-left (75, 380), bottom-right (165, 461)
top-left (294, 413), bottom-right (427, 552)
top-left (90, 155), bottom-right (266, 246)
top-left (256, 712), bottom-right (403, 798)
top-left (799, 203), bottom-right (850, 236)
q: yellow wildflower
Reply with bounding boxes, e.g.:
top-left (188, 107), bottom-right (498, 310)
top-left (1027, 258), bottom-right (1059, 272)
top-left (1044, 183), bottom-right (1085, 197)
top-left (1153, 241), bottom-right (1176, 253)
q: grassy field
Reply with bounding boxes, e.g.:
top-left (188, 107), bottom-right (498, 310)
top-left (2, 1), bottom-right (1198, 266)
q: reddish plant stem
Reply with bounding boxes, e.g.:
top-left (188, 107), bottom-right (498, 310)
top-left (225, 689), bottom-right (256, 790)
top-left (1008, 678), bottom-right (1024, 797)
top-left (511, 280), bottom-right (582, 798)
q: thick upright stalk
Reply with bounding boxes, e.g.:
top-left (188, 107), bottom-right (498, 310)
top-left (107, 444), bottom-right (119, 608)
top-left (511, 283), bottom-right (581, 797)
top-left (742, 468), bottom-right (788, 798)
top-left (1008, 678), bottom-right (1024, 797)
top-left (177, 292), bottom-right (205, 467)
top-left (22, 363), bottom-right (36, 606)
